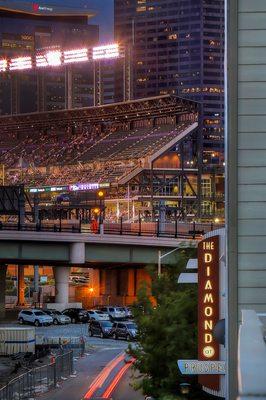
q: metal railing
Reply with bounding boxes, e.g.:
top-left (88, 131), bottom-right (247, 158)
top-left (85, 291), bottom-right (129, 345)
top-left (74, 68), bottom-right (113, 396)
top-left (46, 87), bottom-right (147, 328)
top-left (0, 220), bottom-right (224, 239)
top-left (0, 350), bottom-right (73, 400)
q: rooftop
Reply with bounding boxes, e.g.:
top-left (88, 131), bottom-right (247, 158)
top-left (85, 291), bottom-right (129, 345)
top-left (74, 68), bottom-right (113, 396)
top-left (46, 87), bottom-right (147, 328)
top-left (0, 0), bottom-right (96, 19)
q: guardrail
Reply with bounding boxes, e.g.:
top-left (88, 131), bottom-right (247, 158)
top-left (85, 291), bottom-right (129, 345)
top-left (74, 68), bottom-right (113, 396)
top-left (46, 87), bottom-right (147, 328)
top-left (0, 350), bottom-right (73, 400)
top-left (0, 220), bottom-right (224, 239)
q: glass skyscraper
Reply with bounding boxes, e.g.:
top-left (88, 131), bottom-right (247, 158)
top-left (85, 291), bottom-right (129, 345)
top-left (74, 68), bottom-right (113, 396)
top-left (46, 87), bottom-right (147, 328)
top-left (0, 2), bottom-right (99, 114)
top-left (114, 0), bottom-right (224, 167)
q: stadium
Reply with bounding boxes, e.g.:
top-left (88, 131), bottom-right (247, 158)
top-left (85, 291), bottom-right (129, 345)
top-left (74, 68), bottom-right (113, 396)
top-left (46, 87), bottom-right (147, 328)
top-left (0, 94), bottom-right (211, 224)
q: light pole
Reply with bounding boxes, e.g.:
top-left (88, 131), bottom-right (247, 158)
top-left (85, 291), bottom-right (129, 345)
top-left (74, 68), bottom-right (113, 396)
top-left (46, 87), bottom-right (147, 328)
top-left (158, 246), bottom-right (181, 276)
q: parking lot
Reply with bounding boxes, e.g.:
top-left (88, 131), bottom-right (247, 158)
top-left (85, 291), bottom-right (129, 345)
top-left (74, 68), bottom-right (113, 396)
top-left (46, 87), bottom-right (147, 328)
top-left (35, 322), bottom-right (133, 348)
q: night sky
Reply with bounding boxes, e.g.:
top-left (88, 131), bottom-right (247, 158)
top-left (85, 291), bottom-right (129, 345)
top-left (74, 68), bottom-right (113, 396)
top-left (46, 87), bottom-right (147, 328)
top-left (43, 0), bottom-right (114, 41)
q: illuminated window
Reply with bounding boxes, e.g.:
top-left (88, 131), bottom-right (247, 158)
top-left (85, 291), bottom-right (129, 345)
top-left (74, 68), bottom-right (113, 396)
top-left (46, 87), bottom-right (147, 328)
top-left (137, 6), bottom-right (146, 12)
top-left (168, 34), bottom-right (177, 40)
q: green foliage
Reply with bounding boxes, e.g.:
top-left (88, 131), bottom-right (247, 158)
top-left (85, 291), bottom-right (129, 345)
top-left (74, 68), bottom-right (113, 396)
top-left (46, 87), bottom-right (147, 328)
top-left (129, 249), bottom-right (200, 399)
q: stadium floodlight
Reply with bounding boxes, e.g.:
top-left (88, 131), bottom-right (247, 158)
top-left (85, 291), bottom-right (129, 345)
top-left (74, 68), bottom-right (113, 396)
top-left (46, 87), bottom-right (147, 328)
top-left (46, 50), bottom-right (62, 67)
top-left (93, 43), bottom-right (120, 60)
top-left (0, 59), bottom-right (8, 72)
top-left (64, 48), bottom-right (88, 64)
top-left (9, 56), bottom-right (32, 71)
top-left (36, 54), bottom-right (49, 68)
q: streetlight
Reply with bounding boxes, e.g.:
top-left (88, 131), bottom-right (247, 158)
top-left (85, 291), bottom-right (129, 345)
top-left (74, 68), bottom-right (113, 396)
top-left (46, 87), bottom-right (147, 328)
top-left (158, 247), bottom-right (181, 276)
top-left (180, 382), bottom-right (191, 396)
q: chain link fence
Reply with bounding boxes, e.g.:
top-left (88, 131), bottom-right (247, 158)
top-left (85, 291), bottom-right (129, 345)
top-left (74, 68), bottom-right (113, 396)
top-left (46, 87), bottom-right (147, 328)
top-left (0, 350), bottom-right (73, 400)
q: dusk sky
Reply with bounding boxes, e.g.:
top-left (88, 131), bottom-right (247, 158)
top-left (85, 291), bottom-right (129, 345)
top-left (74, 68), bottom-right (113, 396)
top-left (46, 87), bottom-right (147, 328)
top-left (44, 0), bottom-right (114, 41)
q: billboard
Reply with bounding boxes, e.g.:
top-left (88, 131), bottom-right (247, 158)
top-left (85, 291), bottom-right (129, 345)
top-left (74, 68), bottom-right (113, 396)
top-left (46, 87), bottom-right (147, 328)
top-left (198, 235), bottom-right (220, 390)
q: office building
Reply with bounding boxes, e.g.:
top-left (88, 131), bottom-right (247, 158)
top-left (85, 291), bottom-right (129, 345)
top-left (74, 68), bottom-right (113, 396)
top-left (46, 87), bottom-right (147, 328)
top-left (114, 0), bottom-right (224, 165)
top-left (0, 1), bottom-right (99, 114)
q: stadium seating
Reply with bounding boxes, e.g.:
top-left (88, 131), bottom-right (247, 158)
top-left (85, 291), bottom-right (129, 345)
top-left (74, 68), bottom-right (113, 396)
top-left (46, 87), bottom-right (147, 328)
top-left (1, 118), bottom-right (194, 187)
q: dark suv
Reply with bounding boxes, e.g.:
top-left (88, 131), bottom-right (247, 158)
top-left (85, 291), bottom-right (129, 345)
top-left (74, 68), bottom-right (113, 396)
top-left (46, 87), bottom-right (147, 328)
top-left (62, 308), bottom-right (89, 323)
top-left (89, 320), bottom-right (113, 338)
top-left (110, 322), bottom-right (137, 341)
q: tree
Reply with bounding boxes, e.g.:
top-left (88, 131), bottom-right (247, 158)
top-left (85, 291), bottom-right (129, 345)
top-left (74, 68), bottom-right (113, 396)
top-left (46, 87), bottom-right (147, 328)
top-left (129, 249), bottom-right (207, 399)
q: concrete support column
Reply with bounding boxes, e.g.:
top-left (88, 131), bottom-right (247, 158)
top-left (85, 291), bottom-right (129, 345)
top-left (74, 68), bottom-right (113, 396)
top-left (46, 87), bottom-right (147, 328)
top-left (100, 270), bottom-right (107, 295)
top-left (110, 270), bottom-right (118, 296)
top-left (17, 266), bottom-right (25, 306)
top-left (127, 269), bottom-right (136, 297)
top-left (54, 267), bottom-right (70, 304)
top-left (136, 269), bottom-right (152, 295)
top-left (0, 265), bottom-right (7, 319)
top-left (90, 269), bottom-right (100, 297)
top-left (34, 265), bottom-right (39, 293)
top-left (70, 243), bottom-right (85, 264)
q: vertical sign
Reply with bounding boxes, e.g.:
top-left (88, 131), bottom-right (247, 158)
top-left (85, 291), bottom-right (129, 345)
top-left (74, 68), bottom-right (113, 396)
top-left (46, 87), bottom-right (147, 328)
top-left (198, 235), bottom-right (220, 390)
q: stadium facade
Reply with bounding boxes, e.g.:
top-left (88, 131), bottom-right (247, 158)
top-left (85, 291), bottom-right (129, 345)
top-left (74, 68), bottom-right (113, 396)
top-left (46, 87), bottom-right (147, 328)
top-left (0, 1), bottom-right (100, 114)
top-left (0, 95), bottom-right (224, 220)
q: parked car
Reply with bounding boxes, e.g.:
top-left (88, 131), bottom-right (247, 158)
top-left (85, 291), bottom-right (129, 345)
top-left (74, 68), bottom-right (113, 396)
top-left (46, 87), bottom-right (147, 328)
top-left (88, 320), bottom-right (113, 338)
top-left (62, 308), bottom-right (89, 323)
top-left (87, 310), bottom-right (110, 321)
top-left (120, 307), bottom-right (133, 319)
top-left (110, 322), bottom-right (138, 341)
top-left (18, 309), bottom-right (53, 327)
top-left (99, 306), bottom-right (126, 320)
top-left (43, 310), bottom-right (71, 325)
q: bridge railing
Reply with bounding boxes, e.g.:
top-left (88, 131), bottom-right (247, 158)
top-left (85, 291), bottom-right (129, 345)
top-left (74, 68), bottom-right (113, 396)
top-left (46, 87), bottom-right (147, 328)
top-left (0, 219), bottom-right (223, 239)
top-left (101, 219), bottom-right (222, 239)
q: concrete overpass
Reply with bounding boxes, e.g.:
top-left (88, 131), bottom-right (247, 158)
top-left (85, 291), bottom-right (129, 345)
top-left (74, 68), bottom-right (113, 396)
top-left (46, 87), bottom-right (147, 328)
top-left (0, 231), bottom-right (198, 314)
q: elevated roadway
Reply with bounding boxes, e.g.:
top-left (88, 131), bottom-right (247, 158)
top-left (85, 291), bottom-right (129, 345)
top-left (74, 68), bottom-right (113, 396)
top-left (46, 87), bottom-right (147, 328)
top-left (0, 230), bottom-right (197, 266)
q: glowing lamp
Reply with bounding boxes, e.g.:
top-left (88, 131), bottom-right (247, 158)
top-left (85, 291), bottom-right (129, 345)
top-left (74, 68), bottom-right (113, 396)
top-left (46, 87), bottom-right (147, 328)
top-left (180, 383), bottom-right (191, 395)
top-left (36, 54), bottom-right (49, 68)
top-left (10, 56), bottom-right (32, 71)
top-left (0, 59), bottom-right (8, 72)
top-left (46, 50), bottom-right (62, 66)
top-left (214, 218), bottom-right (220, 223)
top-left (97, 190), bottom-right (104, 198)
top-left (88, 287), bottom-right (94, 294)
top-left (93, 44), bottom-right (120, 60)
top-left (64, 48), bottom-right (88, 64)
top-left (93, 208), bottom-right (100, 215)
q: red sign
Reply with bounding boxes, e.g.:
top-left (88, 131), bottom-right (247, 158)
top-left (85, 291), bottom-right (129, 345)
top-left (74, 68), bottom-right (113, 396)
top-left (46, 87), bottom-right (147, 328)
top-left (32, 3), bottom-right (39, 12)
top-left (198, 236), bottom-right (220, 390)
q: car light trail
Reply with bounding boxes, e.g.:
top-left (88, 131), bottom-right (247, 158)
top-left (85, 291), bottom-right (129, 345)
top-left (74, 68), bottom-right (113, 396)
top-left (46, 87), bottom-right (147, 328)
top-left (102, 358), bottom-right (135, 399)
top-left (83, 352), bottom-right (125, 399)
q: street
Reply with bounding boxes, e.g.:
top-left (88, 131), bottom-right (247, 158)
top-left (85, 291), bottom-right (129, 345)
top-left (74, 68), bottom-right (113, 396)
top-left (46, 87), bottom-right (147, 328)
top-left (36, 323), bottom-right (144, 400)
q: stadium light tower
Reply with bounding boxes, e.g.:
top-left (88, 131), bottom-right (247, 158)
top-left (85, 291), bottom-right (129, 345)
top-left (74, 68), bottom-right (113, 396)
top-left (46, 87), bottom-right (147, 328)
top-left (0, 43), bottom-right (132, 110)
